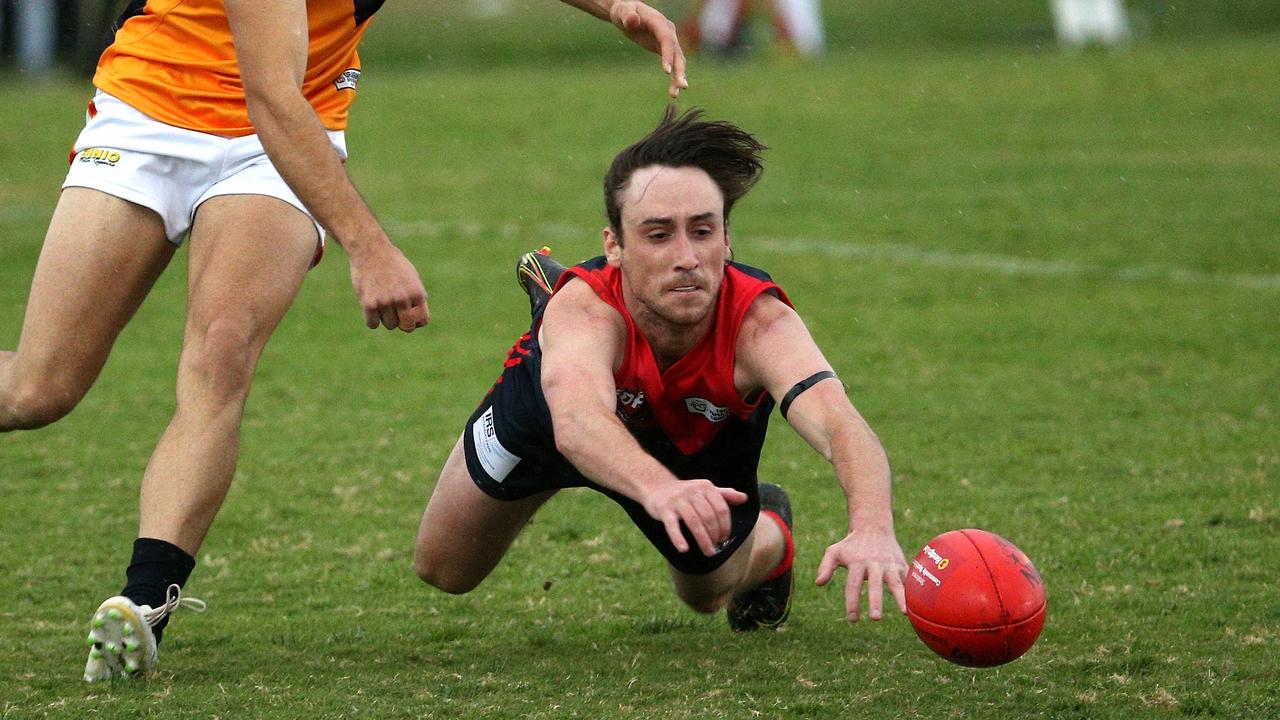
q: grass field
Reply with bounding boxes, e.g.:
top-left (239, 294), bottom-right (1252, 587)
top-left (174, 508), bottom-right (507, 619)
top-left (2, 2), bottom-right (1279, 718)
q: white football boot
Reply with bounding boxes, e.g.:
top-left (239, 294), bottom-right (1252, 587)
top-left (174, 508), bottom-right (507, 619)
top-left (83, 584), bottom-right (206, 681)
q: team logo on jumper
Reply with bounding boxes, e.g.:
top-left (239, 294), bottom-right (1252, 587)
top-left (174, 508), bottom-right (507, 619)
top-left (615, 388), bottom-right (647, 423)
top-left (617, 389), bottom-right (645, 411)
top-left (685, 397), bottom-right (729, 422)
top-left (78, 148), bottom-right (122, 167)
top-left (334, 68), bottom-right (362, 91)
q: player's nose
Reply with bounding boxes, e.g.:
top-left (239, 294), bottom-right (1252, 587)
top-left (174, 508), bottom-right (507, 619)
top-left (671, 231), bottom-right (699, 271)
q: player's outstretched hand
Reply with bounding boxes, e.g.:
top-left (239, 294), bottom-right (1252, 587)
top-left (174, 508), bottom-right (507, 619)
top-left (642, 479), bottom-right (747, 556)
top-left (608, 1), bottom-right (689, 98)
top-left (347, 240), bottom-right (430, 332)
top-left (815, 528), bottom-right (909, 622)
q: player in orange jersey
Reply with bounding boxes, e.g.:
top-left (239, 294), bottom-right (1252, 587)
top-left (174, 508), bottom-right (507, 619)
top-left (0, 0), bottom-right (689, 681)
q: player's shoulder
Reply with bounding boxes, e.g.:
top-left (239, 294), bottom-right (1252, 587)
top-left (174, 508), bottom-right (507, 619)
top-left (543, 275), bottom-right (626, 333)
top-left (727, 260), bottom-right (775, 283)
top-left (741, 289), bottom-right (796, 327)
top-left (737, 289), bottom-right (803, 358)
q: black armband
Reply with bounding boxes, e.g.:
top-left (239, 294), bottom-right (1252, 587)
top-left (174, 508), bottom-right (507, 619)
top-left (779, 370), bottom-right (840, 420)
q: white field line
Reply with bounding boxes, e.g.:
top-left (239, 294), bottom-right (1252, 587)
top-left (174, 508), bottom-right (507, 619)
top-left (385, 219), bottom-right (1280, 292)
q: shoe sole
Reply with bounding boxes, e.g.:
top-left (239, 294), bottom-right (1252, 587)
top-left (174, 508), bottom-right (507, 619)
top-left (83, 596), bottom-right (154, 681)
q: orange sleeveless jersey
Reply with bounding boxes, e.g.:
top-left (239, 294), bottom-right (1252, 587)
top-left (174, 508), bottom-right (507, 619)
top-left (93, 0), bottom-right (384, 137)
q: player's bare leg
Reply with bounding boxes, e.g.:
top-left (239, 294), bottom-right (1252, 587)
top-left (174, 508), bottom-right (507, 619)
top-left (135, 194), bottom-right (318, 554)
top-left (415, 435), bottom-right (557, 594)
top-left (86, 195), bottom-right (322, 681)
top-left (668, 508), bottom-right (785, 613)
top-left (0, 188), bottom-right (173, 430)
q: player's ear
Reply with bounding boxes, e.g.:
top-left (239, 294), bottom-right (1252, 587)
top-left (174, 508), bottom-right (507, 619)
top-left (604, 226), bottom-right (623, 266)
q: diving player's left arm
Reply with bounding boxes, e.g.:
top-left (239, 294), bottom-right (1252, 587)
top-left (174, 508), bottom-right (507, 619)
top-left (735, 293), bottom-right (909, 623)
top-left (555, 0), bottom-right (688, 98)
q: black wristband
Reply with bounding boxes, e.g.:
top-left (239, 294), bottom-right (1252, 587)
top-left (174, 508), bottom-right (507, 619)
top-left (779, 370), bottom-right (839, 420)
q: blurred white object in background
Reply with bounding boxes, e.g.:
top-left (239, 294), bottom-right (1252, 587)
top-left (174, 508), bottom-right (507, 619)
top-left (470, 0), bottom-right (513, 19)
top-left (1050, 0), bottom-right (1131, 47)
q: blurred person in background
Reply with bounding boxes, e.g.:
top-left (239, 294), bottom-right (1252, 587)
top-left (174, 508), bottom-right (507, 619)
top-left (0, 0), bottom-right (689, 682)
top-left (681, 0), bottom-right (825, 58)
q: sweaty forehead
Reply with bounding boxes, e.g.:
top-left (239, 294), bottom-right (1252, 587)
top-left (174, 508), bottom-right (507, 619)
top-left (620, 165), bottom-right (724, 222)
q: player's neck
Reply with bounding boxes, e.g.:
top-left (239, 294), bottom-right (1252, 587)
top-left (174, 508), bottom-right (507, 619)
top-left (631, 305), bottom-right (715, 373)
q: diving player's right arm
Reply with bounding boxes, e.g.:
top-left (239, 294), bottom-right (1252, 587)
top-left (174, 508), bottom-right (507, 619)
top-left (224, 0), bottom-right (429, 333)
top-left (539, 279), bottom-right (746, 557)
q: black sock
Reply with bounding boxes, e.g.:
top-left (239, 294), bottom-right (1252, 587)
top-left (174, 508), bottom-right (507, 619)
top-left (120, 538), bottom-right (196, 644)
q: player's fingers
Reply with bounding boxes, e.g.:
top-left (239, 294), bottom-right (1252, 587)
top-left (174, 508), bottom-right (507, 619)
top-left (687, 513), bottom-right (719, 557)
top-left (663, 515), bottom-right (689, 554)
top-left (414, 301), bottom-right (431, 328)
top-left (814, 547), bottom-right (839, 586)
top-left (674, 499), bottom-right (716, 557)
top-left (666, 37), bottom-right (688, 97)
top-left (363, 305), bottom-right (379, 330)
top-left (717, 487), bottom-right (749, 505)
top-left (702, 485), bottom-right (733, 540)
top-left (399, 302), bottom-right (429, 332)
top-left (654, 19), bottom-right (675, 73)
top-left (713, 493), bottom-right (734, 542)
top-left (866, 564), bottom-right (885, 621)
top-left (379, 307), bottom-right (399, 331)
top-left (696, 491), bottom-right (729, 543)
top-left (887, 568), bottom-right (908, 614)
top-left (845, 564), bottom-right (866, 621)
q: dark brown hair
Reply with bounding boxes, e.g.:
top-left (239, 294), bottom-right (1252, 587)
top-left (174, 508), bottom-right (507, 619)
top-left (604, 106), bottom-right (766, 242)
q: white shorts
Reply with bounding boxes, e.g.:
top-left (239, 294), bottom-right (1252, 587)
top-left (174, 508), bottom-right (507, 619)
top-left (63, 92), bottom-right (346, 251)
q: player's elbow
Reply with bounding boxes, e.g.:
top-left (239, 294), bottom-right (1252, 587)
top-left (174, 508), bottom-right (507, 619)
top-left (242, 83), bottom-right (305, 137)
top-left (550, 411), bottom-right (591, 460)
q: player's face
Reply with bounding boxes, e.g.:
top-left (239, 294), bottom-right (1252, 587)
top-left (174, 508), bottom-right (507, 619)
top-left (605, 165), bottom-right (730, 329)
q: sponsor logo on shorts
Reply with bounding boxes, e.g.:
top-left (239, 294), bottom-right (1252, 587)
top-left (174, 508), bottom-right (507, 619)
top-left (334, 68), bottom-right (362, 91)
top-left (77, 148), bottom-right (122, 167)
top-left (472, 406), bottom-right (520, 482)
top-left (684, 397), bottom-right (729, 423)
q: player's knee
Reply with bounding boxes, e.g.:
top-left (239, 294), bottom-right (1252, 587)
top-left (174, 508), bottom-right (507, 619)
top-left (675, 587), bottom-right (731, 615)
top-left (414, 551), bottom-right (481, 595)
top-left (181, 319), bottom-right (263, 401)
top-left (1, 375), bottom-right (84, 429)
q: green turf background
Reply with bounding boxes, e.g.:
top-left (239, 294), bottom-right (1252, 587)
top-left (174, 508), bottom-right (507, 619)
top-left (1, 1), bottom-right (1278, 717)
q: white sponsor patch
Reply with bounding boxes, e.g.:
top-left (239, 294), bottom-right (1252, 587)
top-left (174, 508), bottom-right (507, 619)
top-left (684, 397), bottom-right (729, 422)
top-left (472, 406), bottom-right (519, 482)
top-left (334, 68), bottom-right (361, 91)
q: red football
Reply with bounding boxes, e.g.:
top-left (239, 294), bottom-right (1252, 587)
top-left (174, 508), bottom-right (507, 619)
top-left (904, 529), bottom-right (1046, 667)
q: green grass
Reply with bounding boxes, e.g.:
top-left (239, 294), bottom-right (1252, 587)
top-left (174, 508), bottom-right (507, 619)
top-left (2, 10), bottom-right (1280, 720)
